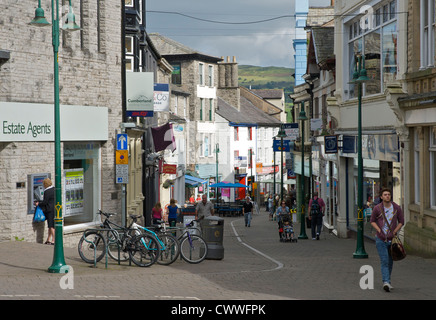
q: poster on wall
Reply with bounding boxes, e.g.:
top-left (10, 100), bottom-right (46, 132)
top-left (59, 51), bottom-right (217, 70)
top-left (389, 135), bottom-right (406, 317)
top-left (64, 169), bottom-right (84, 217)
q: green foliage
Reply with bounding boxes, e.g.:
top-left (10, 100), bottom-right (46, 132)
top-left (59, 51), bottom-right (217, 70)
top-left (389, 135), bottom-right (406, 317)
top-left (238, 65), bottom-right (295, 112)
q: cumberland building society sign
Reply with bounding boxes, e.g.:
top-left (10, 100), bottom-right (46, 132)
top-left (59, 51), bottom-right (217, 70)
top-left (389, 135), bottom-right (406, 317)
top-left (126, 72), bottom-right (154, 117)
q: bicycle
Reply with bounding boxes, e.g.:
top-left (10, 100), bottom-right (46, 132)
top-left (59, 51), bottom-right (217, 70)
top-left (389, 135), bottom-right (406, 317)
top-left (78, 210), bottom-right (160, 267)
top-left (130, 218), bottom-right (180, 266)
top-left (159, 218), bottom-right (208, 264)
top-left (97, 210), bottom-right (177, 266)
top-left (100, 211), bottom-right (160, 267)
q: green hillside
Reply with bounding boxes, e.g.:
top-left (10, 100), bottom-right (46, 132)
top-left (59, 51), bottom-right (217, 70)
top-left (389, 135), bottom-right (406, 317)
top-left (238, 65), bottom-right (294, 88)
top-left (238, 65), bottom-right (295, 122)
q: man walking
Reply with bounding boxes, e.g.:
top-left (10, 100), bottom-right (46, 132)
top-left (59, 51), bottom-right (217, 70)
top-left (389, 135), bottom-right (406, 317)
top-left (308, 192), bottom-right (325, 240)
top-left (195, 194), bottom-right (214, 219)
top-left (370, 188), bottom-right (404, 292)
top-left (242, 196), bottom-right (253, 227)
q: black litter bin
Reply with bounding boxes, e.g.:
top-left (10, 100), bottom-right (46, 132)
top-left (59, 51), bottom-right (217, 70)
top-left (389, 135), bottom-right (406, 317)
top-left (201, 216), bottom-right (224, 260)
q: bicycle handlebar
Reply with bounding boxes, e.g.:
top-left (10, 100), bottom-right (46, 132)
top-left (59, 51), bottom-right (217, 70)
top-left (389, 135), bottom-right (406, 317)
top-left (97, 210), bottom-right (117, 218)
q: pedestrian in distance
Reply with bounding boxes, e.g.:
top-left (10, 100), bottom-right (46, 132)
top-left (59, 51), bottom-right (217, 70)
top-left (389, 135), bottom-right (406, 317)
top-left (370, 188), bottom-right (404, 292)
top-left (268, 194), bottom-right (274, 220)
top-left (276, 200), bottom-right (291, 240)
top-left (195, 194), bottom-right (214, 219)
top-left (166, 199), bottom-right (179, 228)
top-left (308, 192), bottom-right (325, 240)
top-left (35, 178), bottom-right (55, 245)
top-left (242, 196), bottom-right (254, 227)
top-left (151, 202), bottom-right (162, 225)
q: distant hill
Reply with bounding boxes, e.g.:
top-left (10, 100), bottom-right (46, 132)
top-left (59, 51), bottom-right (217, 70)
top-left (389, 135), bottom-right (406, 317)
top-left (238, 65), bottom-right (294, 90)
top-left (238, 65), bottom-right (295, 121)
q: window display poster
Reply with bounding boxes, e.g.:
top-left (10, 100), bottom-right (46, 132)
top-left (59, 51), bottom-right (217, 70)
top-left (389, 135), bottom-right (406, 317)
top-left (64, 169), bottom-right (84, 217)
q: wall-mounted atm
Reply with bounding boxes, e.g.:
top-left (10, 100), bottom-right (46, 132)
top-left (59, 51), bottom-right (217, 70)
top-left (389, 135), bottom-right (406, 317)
top-left (27, 173), bottom-right (51, 214)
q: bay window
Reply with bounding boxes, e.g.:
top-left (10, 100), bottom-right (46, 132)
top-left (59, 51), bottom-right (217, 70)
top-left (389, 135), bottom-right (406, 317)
top-left (346, 0), bottom-right (397, 99)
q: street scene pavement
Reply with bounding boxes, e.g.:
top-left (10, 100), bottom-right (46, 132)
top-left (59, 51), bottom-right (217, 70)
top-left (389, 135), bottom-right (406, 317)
top-left (1, 210), bottom-right (436, 302)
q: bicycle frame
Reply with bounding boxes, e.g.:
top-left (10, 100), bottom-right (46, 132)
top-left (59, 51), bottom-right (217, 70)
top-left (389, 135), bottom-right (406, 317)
top-left (131, 222), bottom-right (167, 251)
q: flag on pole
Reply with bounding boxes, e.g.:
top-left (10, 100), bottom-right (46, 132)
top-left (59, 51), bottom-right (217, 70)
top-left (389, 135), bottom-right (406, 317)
top-left (151, 123), bottom-right (177, 152)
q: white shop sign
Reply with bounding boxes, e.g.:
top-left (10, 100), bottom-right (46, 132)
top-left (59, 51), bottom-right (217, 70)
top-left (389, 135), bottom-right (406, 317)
top-left (0, 102), bottom-right (108, 142)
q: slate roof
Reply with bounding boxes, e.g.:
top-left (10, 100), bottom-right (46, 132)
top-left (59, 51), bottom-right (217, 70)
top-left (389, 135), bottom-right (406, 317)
top-left (250, 89), bottom-right (283, 99)
top-left (217, 97), bottom-right (281, 127)
top-left (311, 27), bottom-right (334, 66)
top-left (148, 33), bottom-right (222, 63)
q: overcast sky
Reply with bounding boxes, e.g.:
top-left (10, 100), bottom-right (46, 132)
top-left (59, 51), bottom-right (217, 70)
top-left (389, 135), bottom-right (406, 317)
top-left (146, 0), bottom-right (332, 68)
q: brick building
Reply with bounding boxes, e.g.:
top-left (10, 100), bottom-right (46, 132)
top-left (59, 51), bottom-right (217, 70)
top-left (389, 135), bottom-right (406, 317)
top-left (0, 1), bottom-right (122, 245)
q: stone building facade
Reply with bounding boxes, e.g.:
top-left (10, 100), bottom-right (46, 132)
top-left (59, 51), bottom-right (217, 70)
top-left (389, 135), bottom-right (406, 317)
top-left (0, 1), bottom-right (122, 246)
top-left (386, 0), bottom-right (436, 257)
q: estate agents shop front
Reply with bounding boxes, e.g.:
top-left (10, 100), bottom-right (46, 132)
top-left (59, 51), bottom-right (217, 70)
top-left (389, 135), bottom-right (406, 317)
top-left (0, 102), bottom-right (108, 243)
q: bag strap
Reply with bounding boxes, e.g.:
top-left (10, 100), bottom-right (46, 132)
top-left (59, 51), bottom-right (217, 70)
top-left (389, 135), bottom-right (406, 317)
top-left (381, 203), bottom-right (399, 241)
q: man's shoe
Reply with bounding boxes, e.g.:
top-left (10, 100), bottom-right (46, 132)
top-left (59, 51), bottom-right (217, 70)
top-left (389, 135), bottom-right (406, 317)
top-left (316, 233), bottom-right (320, 240)
top-left (383, 283), bottom-right (392, 292)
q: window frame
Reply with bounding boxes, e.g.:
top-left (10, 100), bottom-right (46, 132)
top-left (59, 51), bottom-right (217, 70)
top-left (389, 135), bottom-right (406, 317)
top-left (199, 63), bottom-right (204, 86)
top-left (414, 128), bottom-right (421, 205)
top-left (420, 0), bottom-right (436, 69)
top-left (345, 0), bottom-right (398, 99)
top-left (430, 127), bottom-right (436, 208)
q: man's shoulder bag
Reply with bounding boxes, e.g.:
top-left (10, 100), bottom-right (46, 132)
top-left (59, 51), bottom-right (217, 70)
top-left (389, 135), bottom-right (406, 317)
top-left (382, 208), bottom-right (406, 261)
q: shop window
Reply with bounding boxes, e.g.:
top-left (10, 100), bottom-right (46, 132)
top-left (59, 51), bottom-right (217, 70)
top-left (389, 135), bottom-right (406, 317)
top-left (63, 143), bottom-right (100, 226)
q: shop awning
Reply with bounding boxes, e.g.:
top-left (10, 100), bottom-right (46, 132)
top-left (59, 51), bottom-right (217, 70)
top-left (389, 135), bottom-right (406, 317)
top-left (185, 175), bottom-right (207, 187)
top-left (260, 178), bottom-right (296, 185)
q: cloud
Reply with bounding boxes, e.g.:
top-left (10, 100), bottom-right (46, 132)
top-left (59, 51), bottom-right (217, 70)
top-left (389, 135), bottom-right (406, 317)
top-left (146, 0), bottom-right (330, 67)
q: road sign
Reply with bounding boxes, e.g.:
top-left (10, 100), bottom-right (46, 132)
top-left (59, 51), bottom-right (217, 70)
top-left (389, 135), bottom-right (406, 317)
top-left (273, 139), bottom-right (291, 152)
top-left (283, 123), bottom-right (299, 141)
top-left (116, 164), bottom-right (128, 184)
top-left (117, 134), bottom-right (128, 150)
top-left (116, 150), bottom-right (128, 165)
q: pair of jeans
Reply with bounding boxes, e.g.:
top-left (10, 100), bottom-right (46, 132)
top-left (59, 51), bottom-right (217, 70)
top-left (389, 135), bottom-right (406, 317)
top-left (311, 214), bottom-right (323, 239)
top-left (244, 212), bottom-right (252, 226)
top-left (375, 237), bottom-right (393, 284)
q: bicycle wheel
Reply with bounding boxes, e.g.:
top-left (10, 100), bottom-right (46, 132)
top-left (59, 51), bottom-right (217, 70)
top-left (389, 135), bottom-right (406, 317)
top-left (156, 234), bottom-right (180, 265)
top-left (128, 234), bottom-right (159, 267)
top-left (180, 234), bottom-right (208, 264)
top-left (78, 231), bottom-right (106, 264)
top-left (106, 230), bottom-right (131, 262)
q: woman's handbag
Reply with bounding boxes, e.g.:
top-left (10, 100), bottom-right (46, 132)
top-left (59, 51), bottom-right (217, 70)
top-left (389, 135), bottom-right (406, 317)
top-left (33, 206), bottom-right (46, 223)
top-left (390, 235), bottom-right (406, 261)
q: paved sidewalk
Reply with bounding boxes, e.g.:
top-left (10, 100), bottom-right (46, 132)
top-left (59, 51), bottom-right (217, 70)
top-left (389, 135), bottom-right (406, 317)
top-left (0, 210), bottom-right (435, 300)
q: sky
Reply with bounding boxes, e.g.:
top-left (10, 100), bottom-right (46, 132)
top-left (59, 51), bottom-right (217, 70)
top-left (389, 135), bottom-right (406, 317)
top-left (146, 0), bottom-right (332, 68)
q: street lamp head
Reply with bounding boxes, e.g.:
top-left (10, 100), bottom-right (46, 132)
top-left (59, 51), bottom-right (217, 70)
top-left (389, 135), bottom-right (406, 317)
top-left (356, 55), bottom-right (370, 83)
top-left (62, 9), bottom-right (81, 31)
top-left (275, 128), bottom-right (287, 139)
top-left (298, 110), bottom-right (308, 121)
top-left (30, 6), bottom-right (50, 26)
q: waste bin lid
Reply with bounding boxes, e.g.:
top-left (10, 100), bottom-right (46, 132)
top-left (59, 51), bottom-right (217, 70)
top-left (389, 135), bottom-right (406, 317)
top-left (204, 216), bottom-right (224, 221)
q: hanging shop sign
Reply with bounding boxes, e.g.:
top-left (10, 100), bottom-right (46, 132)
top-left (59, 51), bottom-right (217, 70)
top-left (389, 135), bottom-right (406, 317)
top-left (154, 83), bottom-right (170, 112)
top-left (126, 72), bottom-right (154, 117)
